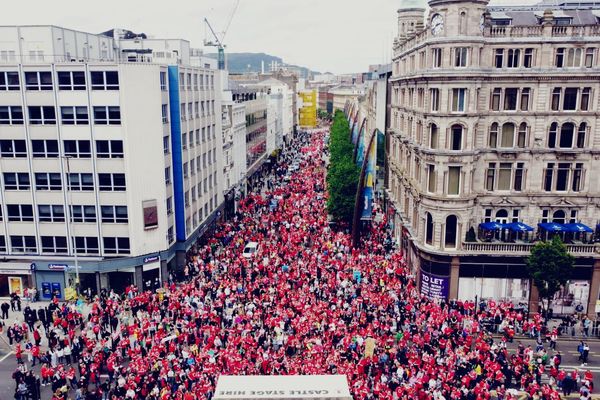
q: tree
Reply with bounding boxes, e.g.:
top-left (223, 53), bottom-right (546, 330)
top-left (327, 110), bottom-right (359, 225)
top-left (526, 236), bottom-right (575, 317)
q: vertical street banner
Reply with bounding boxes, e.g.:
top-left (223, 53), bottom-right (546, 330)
top-left (356, 122), bottom-right (366, 166)
top-left (420, 270), bottom-right (450, 300)
top-left (351, 115), bottom-right (360, 145)
top-left (361, 132), bottom-right (377, 220)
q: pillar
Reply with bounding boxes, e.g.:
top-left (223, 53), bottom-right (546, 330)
top-left (134, 265), bottom-right (143, 292)
top-left (586, 259), bottom-right (600, 319)
top-left (528, 281), bottom-right (539, 318)
top-left (160, 260), bottom-right (168, 287)
top-left (95, 271), bottom-right (101, 295)
top-left (449, 257), bottom-right (460, 300)
top-left (175, 250), bottom-right (186, 271)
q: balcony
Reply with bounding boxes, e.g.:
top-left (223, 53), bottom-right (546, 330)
top-left (487, 24), bottom-right (600, 38)
top-left (462, 241), bottom-right (599, 256)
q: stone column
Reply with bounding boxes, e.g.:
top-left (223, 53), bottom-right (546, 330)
top-left (528, 281), bottom-right (539, 318)
top-left (95, 272), bottom-right (101, 295)
top-left (134, 265), bottom-right (143, 292)
top-left (586, 259), bottom-right (600, 319)
top-left (449, 257), bottom-right (460, 300)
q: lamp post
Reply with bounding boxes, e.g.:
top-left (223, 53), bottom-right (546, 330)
top-left (63, 155), bottom-right (80, 294)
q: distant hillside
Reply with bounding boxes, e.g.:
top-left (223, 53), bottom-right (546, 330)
top-left (206, 52), bottom-right (319, 78)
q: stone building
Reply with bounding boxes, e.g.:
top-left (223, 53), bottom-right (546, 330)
top-left (387, 0), bottom-right (600, 315)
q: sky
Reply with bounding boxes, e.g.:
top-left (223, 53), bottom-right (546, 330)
top-left (2, 0), bottom-right (539, 74)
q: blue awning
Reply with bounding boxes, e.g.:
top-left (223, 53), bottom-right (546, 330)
top-left (563, 223), bottom-right (593, 233)
top-left (479, 222), bottom-right (504, 231)
top-left (505, 222), bottom-right (534, 232)
top-left (538, 222), bottom-right (566, 232)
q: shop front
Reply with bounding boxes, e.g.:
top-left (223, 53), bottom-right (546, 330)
top-left (0, 263), bottom-right (34, 297)
top-left (141, 255), bottom-right (161, 291)
top-left (34, 265), bottom-right (67, 300)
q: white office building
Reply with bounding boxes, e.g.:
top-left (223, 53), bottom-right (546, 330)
top-left (0, 25), bottom-right (225, 298)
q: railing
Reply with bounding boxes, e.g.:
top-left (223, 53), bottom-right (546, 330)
top-left (463, 241), bottom-right (600, 255)
top-left (488, 24), bottom-right (600, 38)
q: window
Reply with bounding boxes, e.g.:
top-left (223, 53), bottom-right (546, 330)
top-left (93, 106), bottom-right (121, 125)
top-left (427, 165), bottom-right (436, 193)
top-left (503, 88), bottom-right (518, 110)
top-left (98, 173), bottom-right (126, 191)
top-left (35, 173), bottom-right (62, 190)
top-left (489, 123), bottom-right (499, 148)
top-left (57, 71), bottom-right (85, 90)
top-left (7, 204), bottom-right (34, 222)
top-left (10, 236), bottom-right (36, 253)
top-left (524, 48), bottom-right (534, 68)
top-left (4, 173), bottom-right (30, 190)
top-left (31, 140), bottom-right (58, 158)
top-left (577, 123), bottom-right (587, 148)
top-left (486, 163), bottom-right (496, 191)
top-left (67, 173), bottom-right (94, 191)
top-left (74, 237), bottom-right (99, 254)
top-left (90, 71), bottom-right (119, 90)
top-left (500, 123), bottom-right (515, 147)
top-left (164, 167), bottom-right (171, 184)
top-left (103, 237), bottom-right (130, 254)
top-left (548, 122), bottom-right (585, 149)
top-left (159, 137), bottom-right (169, 159)
top-left (160, 71), bottom-right (167, 91)
top-left (520, 88), bottom-right (530, 111)
top-left (182, 133), bottom-right (187, 149)
top-left (71, 205), bottom-right (97, 223)
top-left (585, 48), bottom-right (595, 68)
top-left (0, 140), bottom-right (26, 157)
top-left (566, 48), bottom-right (583, 68)
top-left (450, 125), bottom-right (463, 150)
top-left (166, 197), bottom-right (173, 215)
top-left (61, 106), bottom-right (89, 125)
top-left (444, 215), bottom-right (458, 249)
top-left (454, 47), bottom-right (469, 67)
top-left (491, 88), bottom-right (501, 111)
top-left (447, 166), bottom-right (461, 195)
top-left (425, 213), bottom-right (434, 245)
top-left (96, 140), bottom-right (123, 158)
top-left (101, 205), bottom-right (128, 223)
top-left (548, 122), bottom-right (558, 148)
top-left (551, 88), bottom-right (561, 111)
top-left (0, 72), bottom-right (19, 90)
top-left (543, 162), bottom-right (583, 192)
top-left (563, 88), bottom-right (578, 110)
top-left (555, 48), bottom-right (565, 67)
top-left (162, 104), bottom-right (169, 124)
top-left (497, 163), bottom-right (512, 190)
top-left (573, 163), bottom-right (584, 192)
top-left (580, 88), bottom-right (591, 111)
top-left (62, 140), bottom-right (90, 158)
top-left (430, 89), bottom-right (440, 112)
top-left (451, 89), bottom-right (466, 112)
top-left (25, 72), bottom-right (52, 90)
top-left (38, 205), bottom-right (65, 222)
top-left (559, 123), bottom-right (574, 148)
top-left (0, 106), bottom-right (24, 125)
top-left (494, 49), bottom-right (504, 68)
top-left (432, 48), bottom-right (442, 68)
top-left (429, 124), bottom-right (439, 149)
top-left (517, 123), bottom-right (527, 148)
top-left (507, 49), bottom-right (520, 68)
top-left (28, 106), bottom-right (56, 125)
top-left (183, 162), bottom-right (189, 178)
top-left (41, 236), bottom-right (68, 254)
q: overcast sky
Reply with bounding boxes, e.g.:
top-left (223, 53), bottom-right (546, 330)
top-left (3, 0), bottom-right (537, 74)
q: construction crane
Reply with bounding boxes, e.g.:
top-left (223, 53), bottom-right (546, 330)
top-left (203, 0), bottom-right (240, 70)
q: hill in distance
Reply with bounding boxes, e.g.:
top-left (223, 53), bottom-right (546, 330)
top-left (206, 52), bottom-right (320, 78)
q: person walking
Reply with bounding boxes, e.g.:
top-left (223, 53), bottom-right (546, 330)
top-left (1, 301), bottom-right (9, 319)
top-left (582, 342), bottom-right (590, 366)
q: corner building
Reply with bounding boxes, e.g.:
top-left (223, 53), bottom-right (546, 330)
top-left (0, 26), bottom-right (224, 297)
top-left (387, 0), bottom-right (600, 316)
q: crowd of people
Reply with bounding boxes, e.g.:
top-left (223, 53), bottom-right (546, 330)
top-left (2, 128), bottom-right (595, 400)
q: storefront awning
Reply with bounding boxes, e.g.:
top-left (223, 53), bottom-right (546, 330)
top-left (479, 222), bottom-right (504, 231)
top-left (538, 222), bottom-right (566, 232)
top-left (563, 223), bottom-right (593, 233)
top-left (505, 222), bottom-right (534, 232)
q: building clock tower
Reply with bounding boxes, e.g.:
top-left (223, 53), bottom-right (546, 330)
top-left (428, 0), bottom-right (489, 37)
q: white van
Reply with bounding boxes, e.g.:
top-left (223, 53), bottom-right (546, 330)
top-left (242, 242), bottom-right (259, 258)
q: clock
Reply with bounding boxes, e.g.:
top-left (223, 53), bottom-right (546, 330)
top-left (480, 14), bottom-right (486, 32)
top-left (431, 14), bottom-right (444, 36)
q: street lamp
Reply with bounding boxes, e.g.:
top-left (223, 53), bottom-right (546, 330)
top-left (62, 155), bottom-right (80, 294)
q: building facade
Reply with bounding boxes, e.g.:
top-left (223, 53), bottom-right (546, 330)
top-left (0, 25), bottom-right (225, 297)
top-left (387, 0), bottom-right (600, 315)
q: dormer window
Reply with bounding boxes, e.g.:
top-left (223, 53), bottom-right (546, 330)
top-left (555, 17), bottom-right (572, 25)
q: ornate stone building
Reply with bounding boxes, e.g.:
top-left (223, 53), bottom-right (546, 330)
top-left (387, 0), bottom-right (600, 315)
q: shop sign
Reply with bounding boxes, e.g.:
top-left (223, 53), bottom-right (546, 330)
top-left (48, 264), bottom-right (68, 271)
top-left (420, 270), bottom-right (449, 300)
top-left (143, 255), bottom-right (160, 264)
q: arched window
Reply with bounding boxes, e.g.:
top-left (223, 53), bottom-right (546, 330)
top-left (548, 122), bottom-right (558, 148)
top-left (489, 123), bottom-right (499, 148)
top-left (495, 209), bottom-right (509, 224)
top-left (445, 215), bottom-right (458, 248)
top-left (577, 122), bottom-right (587, 148)
top-left (560, 122), bottom-right (575, 148)
top-left (552, 210), bottom-right (566, 224)
top-left (450, 124), bottom-right (463, 150)
top-left (430, 123), bottom-right (439, 149)
top-left (426, 213), bottom-right (434, 245)
top-left (518, 123), bottom-right (528, 148)
top-left (501, 122), bottom-right (515, 147)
